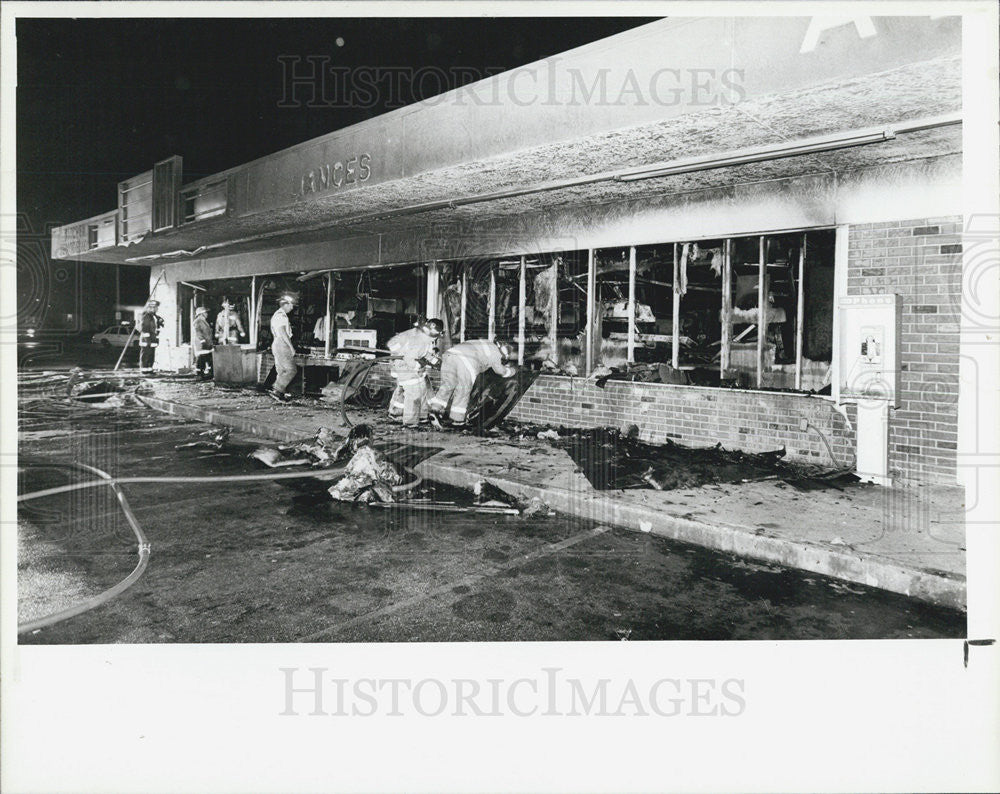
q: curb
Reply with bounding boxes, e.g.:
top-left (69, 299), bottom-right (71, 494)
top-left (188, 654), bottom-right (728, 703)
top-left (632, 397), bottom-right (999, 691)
top-left (418, 461), bottom-right (966, 611)
top-left (138, 395), bottom-right (314, 444)
top-left (141, 394), bottom-right (966, 611)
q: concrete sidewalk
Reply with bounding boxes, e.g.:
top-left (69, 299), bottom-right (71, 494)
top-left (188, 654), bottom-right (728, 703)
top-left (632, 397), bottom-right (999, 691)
top-left (141, 378), bottom-right (967, 610)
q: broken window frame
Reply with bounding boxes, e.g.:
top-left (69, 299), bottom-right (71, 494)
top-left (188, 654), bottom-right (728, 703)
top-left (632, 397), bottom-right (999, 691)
top-left (430, 228), bottom-right (832, 389)
top-left (445, 250), bottom-right (586, 370)
top-left (683, 227), bottom-right (835, 391)
top-left (577, 228), bottom-right (833, 385)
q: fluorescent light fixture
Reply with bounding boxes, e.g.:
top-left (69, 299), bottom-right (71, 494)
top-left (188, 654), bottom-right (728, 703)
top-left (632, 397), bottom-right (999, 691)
top-left (615, 131), bottom-right (896, 183)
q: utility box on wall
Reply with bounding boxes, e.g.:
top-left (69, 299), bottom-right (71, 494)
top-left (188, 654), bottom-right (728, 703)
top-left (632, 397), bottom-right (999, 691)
top-left (836, 294), bottom-right (902, 408)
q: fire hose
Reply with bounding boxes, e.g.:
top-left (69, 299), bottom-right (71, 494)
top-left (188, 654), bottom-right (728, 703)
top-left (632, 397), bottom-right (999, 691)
top-left (17, 460), bottom-right (422, 635)
top-left (18, 460), bottom-right (150, 635)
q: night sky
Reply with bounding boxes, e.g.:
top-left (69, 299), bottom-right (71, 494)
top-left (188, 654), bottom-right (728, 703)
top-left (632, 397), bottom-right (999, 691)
top-left (16, 17), bottom-right (655, 331)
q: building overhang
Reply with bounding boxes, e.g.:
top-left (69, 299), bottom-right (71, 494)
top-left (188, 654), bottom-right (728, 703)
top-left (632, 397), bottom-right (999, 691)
top-left (51, 15), bottom-right (961, 269)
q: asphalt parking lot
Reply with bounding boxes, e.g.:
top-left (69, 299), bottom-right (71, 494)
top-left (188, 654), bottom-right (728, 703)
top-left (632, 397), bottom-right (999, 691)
top-left (18, 395), bottom-right (965, 643)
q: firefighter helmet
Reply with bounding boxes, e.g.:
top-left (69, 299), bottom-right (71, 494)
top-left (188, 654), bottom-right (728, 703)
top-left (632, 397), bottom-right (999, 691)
top-left (421, 318), bottom-right (444, 338)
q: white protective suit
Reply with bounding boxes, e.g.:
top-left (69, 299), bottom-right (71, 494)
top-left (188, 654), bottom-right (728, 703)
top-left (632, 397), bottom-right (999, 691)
top-left (429, 339), bottom-right (516, 424)
top-left (386, 326), bottom-right (437, 427)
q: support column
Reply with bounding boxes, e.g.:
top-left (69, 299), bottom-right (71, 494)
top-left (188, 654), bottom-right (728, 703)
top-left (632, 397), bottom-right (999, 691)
top-left (757, 236), bottom-right (767, 388)
top-left (148, 267), bottom-right (172, 371)
top-left (794, 234), bottom-right (807, 390)
top-left (517, 255), bottom-right (526, 365)
top-left (324, 272), bottom-right (333, 357)
top-left (721, 238), bottom-right (732, 374)
top-left (672, 243), bottom-right (680, 369)
top-left (487, 266), bottom-right (496, 342)
top-left (548, 256), bottom-right (559, 364)
top-left (832, 226), bottom-right (849, 404)
top-left (585, 250), bottom-right (596, 375)
top-left (250, 275), bottom-right (257, 347)
top-left (460, 267), bottom-right (468, 343)
top-left (426, 261), bottom-right (440, 320)
top-left (627, 246), bottom-right (637, 364)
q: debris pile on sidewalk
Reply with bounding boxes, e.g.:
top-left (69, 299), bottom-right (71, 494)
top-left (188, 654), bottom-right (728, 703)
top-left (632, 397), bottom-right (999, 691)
top-left (248, 426), bottom-right (345, 469)
top-left (66, 377), bottom-right (150, 408)
top-left (501, 422), bottom-right (859, 492)
top-left (175, 427), bottom-right (231, 450)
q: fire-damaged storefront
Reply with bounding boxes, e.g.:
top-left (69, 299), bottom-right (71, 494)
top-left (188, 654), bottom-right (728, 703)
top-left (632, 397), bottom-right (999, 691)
top-left (52, 15), bottom-right (966, 488)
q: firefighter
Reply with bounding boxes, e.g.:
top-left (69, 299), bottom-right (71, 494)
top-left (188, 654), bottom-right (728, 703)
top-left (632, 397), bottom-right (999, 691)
top-left (386, 318), bottom-right (443, 428)
top-left (429, 339), bottom-right (517, 426)
top-left (215, 299), bottom-right (245, 345)
top-left (138, 299), bottom-right (164, 374)
top-left (269, 293), bottom-right (298, 402)
top-left (193, 306), bottom-right (214, 380)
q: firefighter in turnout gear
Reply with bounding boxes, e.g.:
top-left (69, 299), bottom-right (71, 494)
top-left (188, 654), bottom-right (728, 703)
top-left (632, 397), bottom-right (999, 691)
top-left (138, 300), bottom-right (164, 374)
top-left (429, 339), bottom-right (517, 426)
top-left (193, 306), bottom-right (214, 380)
top-left (386, 318), bottom-right (443, 428)
top-left (215, 299), bottom-right (245, 345)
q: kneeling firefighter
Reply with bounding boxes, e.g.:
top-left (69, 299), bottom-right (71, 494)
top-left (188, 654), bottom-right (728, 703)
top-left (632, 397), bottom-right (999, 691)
top-left (429, 339), bottom-right (517, 426)
top-left (386, 318), bottom-right (443, 428)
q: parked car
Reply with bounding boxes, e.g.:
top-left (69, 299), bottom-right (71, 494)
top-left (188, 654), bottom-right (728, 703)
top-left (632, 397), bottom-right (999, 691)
top-left (91, 324), bottom-right (137, 347)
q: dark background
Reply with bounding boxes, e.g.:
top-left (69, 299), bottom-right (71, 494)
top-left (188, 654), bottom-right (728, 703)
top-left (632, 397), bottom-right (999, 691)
top-left (16, 17), bottom-right (654, 333)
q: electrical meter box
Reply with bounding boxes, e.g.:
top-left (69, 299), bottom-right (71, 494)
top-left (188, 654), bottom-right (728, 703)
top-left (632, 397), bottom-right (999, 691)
top-left (837, 294), bottom-right (902, 407)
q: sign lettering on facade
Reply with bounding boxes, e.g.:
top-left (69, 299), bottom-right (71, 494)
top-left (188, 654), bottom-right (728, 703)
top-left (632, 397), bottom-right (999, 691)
top-left (299, 152), bottom-right (372, 197)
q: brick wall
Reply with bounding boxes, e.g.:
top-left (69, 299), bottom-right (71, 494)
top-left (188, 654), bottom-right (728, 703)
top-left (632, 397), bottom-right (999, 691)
top-left (509, 377), bottom-right (856, 468)
top-left (847, 216), bottom-right (962, 485)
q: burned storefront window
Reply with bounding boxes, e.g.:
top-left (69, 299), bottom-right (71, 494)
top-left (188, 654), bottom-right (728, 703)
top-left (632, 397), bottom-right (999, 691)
top-left (418, 229), bottom-right (834, 391)
top-left (724, 235), bottom-right (765, 387)
top-left (492, 258), bottom-right (521, 349)
top-left (522, 255), bottom-right (555, 363)
top-left (591, 247), bottom-right (626, 369)
top-left (462, 258), bottom-right (493, 343)
top-left (442, 252), bottom-right (586, 370)
top-left (437, 259), bottom-right (493, 350)
top-left (551, 252), bottom-right (588, 373)
top-left (720, 230), bottom-right (835, 392)
top-left (580, 228), bottom-right (836, 391)
top-left (632, 244), bottom-right (675, 366)
top-left (675, 239), bottom-right (725, 377)
top-left (795, 230), bottom-right (835, 391)
top-left (341, 266), bottom-right (426, 348)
